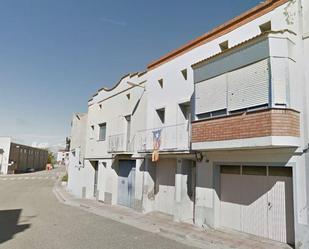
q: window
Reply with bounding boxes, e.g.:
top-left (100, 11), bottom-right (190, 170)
top-left (227, 59), bottom-right (269, 111)
top-left (99, 104), bottom-right (102, 109)
top-left (126, 93), bottom-right (131, 100)
top-left (242, 166), bottom-right (267, 176)
top-left (197, 109), bottom-right (227, 120)
top-left (98, 123), bottom-right (106, 141)
top-left (259, 21), bottom-right (271, 32)
top-left (221, 165), bottom-right (241, 175)
top-left (268, 167), bottom-right (292, 177)
top-left (229, 103), bottom-right (269, 115)
top-left (158, 79), bottom-right (163, 88)
top-left (90, 125), bottom-right (95, 139)
top-left (181, 69), bottom-right (187, 80)
top-left (156, 108), bottom-right (165, 124)
top-left (219, 40), bottom-right (229, 52)
top-left (178, 102), bottom-right (191, 120)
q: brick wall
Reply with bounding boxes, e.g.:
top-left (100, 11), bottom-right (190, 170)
top-left (191, 108), bottom-right (300, 143)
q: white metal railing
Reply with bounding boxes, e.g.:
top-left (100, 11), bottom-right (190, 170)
top-left (108, 133), bottom-right (135, 153)
top-left (108, 134), bottom-right (125, 153)
top-left (136, 123), bottom-right (190, 152)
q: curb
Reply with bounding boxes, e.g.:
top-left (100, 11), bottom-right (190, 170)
top-left (159, 227), bottom-right (188, 239)
top-left (52, 186), bottom-right (210, 249)
top-left (52, 181), bottom-right (291, 249)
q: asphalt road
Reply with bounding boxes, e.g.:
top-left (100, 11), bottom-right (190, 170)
top-left (0, 168), bottom-right (197, 249)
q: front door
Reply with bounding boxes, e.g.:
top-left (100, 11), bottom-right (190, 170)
top-left (267, 167), bottom-right (294, 244)
top-left (117, 160), bottom-right (136, 208)
top-left (155, 159), bottom-right (176, 215)
top-left (91, 161), bottom-right (99, 198)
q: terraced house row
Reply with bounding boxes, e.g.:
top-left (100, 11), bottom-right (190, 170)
top-left (67, 0), bottom-right (309, 248)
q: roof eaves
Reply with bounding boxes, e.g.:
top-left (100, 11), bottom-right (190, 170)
top-left (191, 29), bottom-right (295, 69)
top-left (147, 0), bottom-right (289, 70)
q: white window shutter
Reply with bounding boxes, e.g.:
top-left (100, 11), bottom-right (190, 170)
top-left (228, 59), bottom-right (270, 111)
top-left (195, 74), bottom-right (227, 114)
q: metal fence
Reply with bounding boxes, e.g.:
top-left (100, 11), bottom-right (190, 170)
top-left (136, 123), bottom-right (190, 152)
top-left (108, 133), bottom-right (135, 153)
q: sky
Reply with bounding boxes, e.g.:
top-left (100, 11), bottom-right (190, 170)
top-left (0, 0), bottom-right (261, 149)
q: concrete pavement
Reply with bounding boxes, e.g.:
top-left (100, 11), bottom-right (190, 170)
top-left (0, 168), bottom-right (197, 249)
top-left (55, 172), bottom-right (292, 249)
top-left (0, 168), bottom-right (292, 249)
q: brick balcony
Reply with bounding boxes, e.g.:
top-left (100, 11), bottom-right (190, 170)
top-left (191, 108), bottom-right (300, 143)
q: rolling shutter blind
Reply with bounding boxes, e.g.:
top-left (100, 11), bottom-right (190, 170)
top-left (228, 59), bottom-right (270, 111)
top-left (195, 74), bottom-right (227, 114)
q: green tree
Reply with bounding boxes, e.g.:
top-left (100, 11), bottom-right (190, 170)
top-left (47, 152), bottom-right (55, 164)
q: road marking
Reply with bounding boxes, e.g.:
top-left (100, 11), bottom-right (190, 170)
top-left (0, 174), bottom-right (60, 181)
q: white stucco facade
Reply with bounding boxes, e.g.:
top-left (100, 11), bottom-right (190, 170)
top-left (67, 113), bottom-right (88, 197)
top-left (68, 0), bottom-right (309, 247)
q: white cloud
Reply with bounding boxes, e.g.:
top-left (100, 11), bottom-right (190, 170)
top-left (100, 17), bottom-right (127, 27)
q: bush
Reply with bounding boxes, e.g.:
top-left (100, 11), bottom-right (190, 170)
top-left (62, 174), bottom-right (68, 182)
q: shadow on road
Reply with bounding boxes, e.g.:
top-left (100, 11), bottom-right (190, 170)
top-left (0, 209), bottom-right (30, 244)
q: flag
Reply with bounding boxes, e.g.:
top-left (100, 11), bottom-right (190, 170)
top-left (152, 129), bottom-right (162, 162)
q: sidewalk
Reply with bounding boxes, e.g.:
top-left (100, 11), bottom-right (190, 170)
top-left (53, 182), bottom-right (292, 249)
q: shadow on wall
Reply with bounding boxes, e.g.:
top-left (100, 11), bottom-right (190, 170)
top-left (139, 159), bottom-right (158, 195)
top-left (0, 209), bottom-right (31, 244)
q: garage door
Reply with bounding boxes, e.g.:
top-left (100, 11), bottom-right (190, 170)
top-left (220, 165), bottom-right (294, 244)
top-left (155, 159), bottom-right (176, 215)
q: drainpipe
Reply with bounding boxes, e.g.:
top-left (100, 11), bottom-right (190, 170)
top-left (193, 160), bottom-right (197, 224)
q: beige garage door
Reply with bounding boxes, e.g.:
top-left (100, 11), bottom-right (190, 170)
top-left (220, 165), bottom-right (294, 244)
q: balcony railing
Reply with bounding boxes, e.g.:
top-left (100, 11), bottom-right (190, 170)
top-left (108, 133), bottom-right (135, 153)
top-left (136, 123), bottom-right (190, 153)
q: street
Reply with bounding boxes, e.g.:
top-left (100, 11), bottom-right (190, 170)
top-left (0, 168), bottom-right (196, 249)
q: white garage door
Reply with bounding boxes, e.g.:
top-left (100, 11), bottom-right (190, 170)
top-left (155, 159), bottom-right (176, 215)
top-left (220, 165), bottom-right (294, 244)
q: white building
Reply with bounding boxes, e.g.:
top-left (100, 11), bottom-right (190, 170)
top-left (0, 137), bottom-right (12, 174)
top-left (0, 137), bottom-right (48, 174)
top-left (56, 150), bottom-right (69, 164)
top-left (67, 113), bottom-right (88, 197)
top-left (69, 73), bottom-right (148, 207)
top-left (68, 0), bottom-right (309, 247)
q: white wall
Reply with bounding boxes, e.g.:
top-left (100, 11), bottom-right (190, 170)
top-left (86, 74), bottom-right (147, 159)
top-left (144, 1), bottom-right (297, 152)
top-left (68, 149), bottom-right (85, 197)
top-left (67, 1), bottom-right (309, 246)
top-left (81, 73), bottom-right (148, 206)
top-left (0, 137), bottom-right (11, 175)
top-left (67, 113), bottom-right (88, 197)
top-left (70, 113), bottom-right (87, 158)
